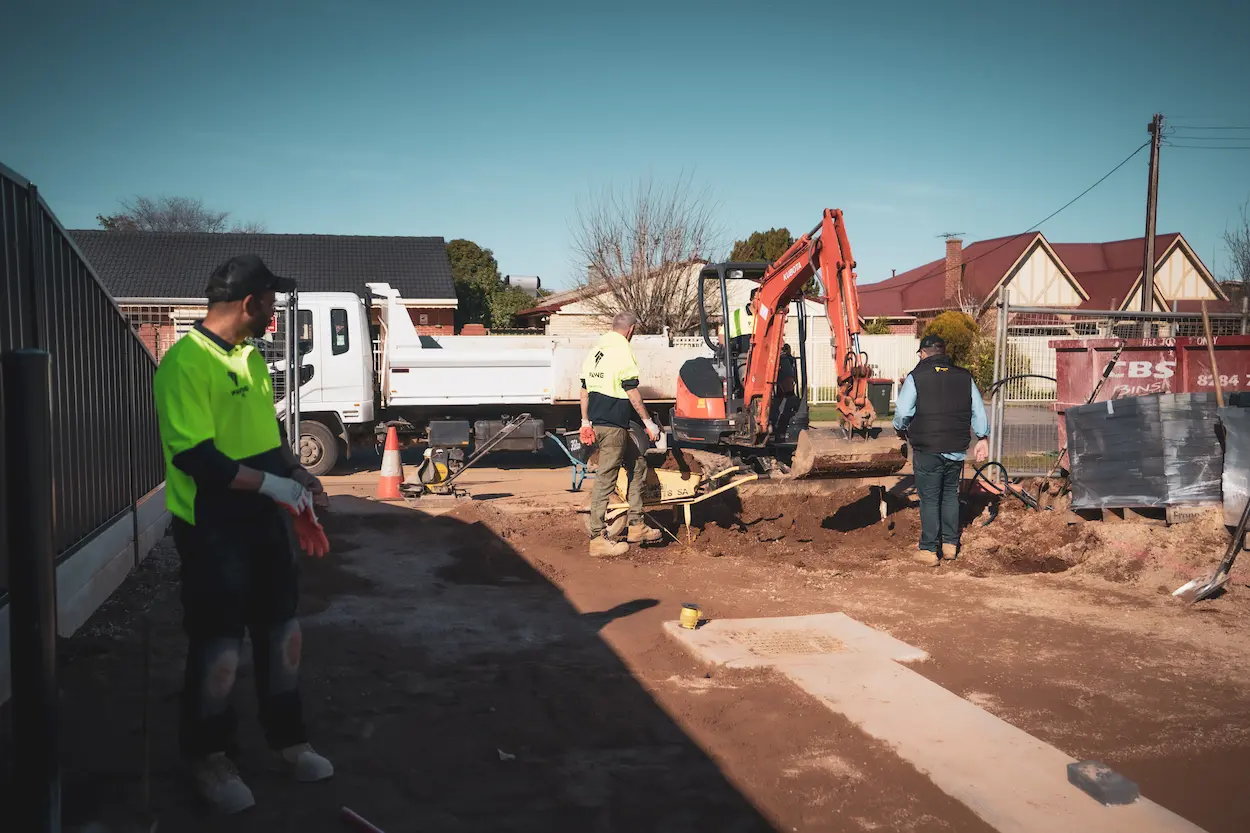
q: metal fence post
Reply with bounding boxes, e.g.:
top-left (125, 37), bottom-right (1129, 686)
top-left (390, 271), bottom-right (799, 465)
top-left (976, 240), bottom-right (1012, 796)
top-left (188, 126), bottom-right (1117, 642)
top-left (989, 289), bottom-right (1007, 479)
top-left (994, 290), bottom-right (1010, 474)
top-left (284, 293), bottom-right (296, 452)
top-left (292, 288), bottom-right (300, 453)
top-left (3, 349), bottom-right (62, 833)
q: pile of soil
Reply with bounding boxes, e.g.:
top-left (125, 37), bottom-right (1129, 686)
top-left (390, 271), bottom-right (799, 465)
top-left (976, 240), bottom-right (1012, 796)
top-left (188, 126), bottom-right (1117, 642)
top-left (655, 483), bottom-right (1242, 588)
top-left (478, 473), bottom-right (1248, 591)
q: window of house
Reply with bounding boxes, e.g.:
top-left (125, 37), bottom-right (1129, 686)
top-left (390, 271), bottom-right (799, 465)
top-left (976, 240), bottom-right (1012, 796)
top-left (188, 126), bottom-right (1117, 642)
top-left (331, 308), bottom-right (350, 355)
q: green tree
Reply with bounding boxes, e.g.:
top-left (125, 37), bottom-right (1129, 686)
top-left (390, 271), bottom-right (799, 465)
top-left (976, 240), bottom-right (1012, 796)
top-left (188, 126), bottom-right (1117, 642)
top-left (730, 228), bottom-right (794, 263)
top-left (446, 239), bottom-right (502, 329)
top-left (489, 287), bottom-right (535, 330)
top-left (922, 311), bottom-right (978, 366)
top-left (967, 337), bottom-right (1031, 396)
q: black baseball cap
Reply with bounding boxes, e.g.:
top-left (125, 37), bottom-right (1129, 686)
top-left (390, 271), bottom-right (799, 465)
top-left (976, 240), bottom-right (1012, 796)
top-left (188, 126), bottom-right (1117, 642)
top-left (205, 254), bottom-right (297, 302)
top-left (919, 334), bottom-right (946, 349)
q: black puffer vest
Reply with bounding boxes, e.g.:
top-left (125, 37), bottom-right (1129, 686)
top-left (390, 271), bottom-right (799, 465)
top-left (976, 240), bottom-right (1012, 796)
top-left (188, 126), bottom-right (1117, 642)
top-left (906, 355), bottom-right (973, 454)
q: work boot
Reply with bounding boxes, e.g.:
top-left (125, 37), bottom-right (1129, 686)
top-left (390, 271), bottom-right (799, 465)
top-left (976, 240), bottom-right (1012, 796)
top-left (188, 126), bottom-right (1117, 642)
top-left (941, 543), bottom-right (958, 561)
top-left (191, 752), bottom-right (255, 815)
top-left (279, 743), bottom-right (335, 782)
top-left (589, 534), bottom-right (629, 558)
top-left (912, 548), bottom-right (939, 566)
top-left (627, 523), bottom-right (663, 544)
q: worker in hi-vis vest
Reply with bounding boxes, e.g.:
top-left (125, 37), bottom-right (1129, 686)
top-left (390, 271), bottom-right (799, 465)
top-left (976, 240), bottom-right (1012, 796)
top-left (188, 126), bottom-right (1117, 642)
top-left (579, 311), bottom-right (663, 558)
top-left (152, 254), bottom-right (333, 816)
top-left (726, 286), bottom-right (760, 395)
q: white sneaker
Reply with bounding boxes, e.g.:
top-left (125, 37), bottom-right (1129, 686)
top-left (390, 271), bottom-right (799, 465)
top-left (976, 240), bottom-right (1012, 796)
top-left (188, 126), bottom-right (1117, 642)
top-left (191, 752), bottom-right (255, 815)
top-left (280, 743), bottom-right (335, 782)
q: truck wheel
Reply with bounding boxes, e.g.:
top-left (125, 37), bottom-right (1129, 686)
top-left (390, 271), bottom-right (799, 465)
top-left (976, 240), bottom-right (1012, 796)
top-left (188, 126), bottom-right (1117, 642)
top-left (299, 421), bottom-right (340, 477)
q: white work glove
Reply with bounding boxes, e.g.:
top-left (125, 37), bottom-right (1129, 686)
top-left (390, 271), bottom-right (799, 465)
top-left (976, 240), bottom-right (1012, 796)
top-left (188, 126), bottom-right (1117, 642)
top-left (643, 419), bottom-right (661, 442)
top-left (259, 472), bottom-right (314, 515)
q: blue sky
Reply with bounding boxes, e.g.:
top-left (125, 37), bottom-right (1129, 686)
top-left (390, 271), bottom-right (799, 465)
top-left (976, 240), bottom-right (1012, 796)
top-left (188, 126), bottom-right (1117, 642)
top-left (3, 0), bottom-right (1248, 291)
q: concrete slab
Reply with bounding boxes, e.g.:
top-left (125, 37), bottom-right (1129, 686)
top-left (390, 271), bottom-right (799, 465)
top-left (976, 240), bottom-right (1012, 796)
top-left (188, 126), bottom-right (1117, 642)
top-left (667, 613), bottom-right (1206, 833)
top-left (662, 612), bottom-right (928, 668)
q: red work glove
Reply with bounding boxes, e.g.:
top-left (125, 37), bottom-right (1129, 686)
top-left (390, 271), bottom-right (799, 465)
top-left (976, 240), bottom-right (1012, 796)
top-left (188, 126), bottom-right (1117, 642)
top-left (286, 504), bottom-right (330, 558)
top-left (579, 420), bottom-right (595, 446)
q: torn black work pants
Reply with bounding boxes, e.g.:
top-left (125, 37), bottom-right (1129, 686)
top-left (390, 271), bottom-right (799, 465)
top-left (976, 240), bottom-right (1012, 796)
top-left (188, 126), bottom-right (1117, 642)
top-left (172, 510), bottom-right (306, 759)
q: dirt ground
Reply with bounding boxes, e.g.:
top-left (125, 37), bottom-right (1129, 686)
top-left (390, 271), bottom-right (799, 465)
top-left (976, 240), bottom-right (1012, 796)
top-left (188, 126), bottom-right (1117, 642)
top-left (3, 453), bottom-right (1250, 832)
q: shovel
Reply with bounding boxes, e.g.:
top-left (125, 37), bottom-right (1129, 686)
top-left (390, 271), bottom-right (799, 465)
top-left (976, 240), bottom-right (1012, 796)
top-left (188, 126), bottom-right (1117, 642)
top-left (1173, 492), bottom-right (1250, 603)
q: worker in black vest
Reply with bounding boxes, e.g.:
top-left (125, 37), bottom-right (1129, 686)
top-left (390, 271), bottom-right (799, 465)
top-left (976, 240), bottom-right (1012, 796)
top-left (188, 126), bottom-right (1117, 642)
top-left (893, 334), bottom-right (990, 566)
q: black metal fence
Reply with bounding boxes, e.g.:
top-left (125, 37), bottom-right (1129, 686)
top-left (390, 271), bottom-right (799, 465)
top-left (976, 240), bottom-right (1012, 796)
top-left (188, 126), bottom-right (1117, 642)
top-left (0, 162), bottom-right (165, 596)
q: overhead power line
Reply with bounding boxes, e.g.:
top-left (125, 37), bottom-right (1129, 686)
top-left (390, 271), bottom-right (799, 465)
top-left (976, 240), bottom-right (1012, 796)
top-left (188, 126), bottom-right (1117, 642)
top-left (1165, 143), bottom-right (1250, 150)
top-left (1170, 125), bottom-right (1250, 130)
top-left (871, 140), bottom-right (1151, 289)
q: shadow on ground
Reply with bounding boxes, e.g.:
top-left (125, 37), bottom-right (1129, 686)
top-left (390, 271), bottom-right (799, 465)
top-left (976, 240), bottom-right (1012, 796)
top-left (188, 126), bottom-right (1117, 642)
top-left (0, 494), bottom-right (777, 832)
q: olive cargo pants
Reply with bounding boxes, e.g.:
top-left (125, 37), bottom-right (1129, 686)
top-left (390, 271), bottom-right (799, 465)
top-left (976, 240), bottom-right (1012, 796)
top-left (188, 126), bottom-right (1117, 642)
top-left (588, 425), bottom-right (647, 537)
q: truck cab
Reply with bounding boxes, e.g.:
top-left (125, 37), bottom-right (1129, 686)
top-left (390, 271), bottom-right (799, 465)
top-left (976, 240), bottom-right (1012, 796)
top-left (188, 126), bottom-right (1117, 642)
top-left (273, 291), bottom-right (376, 475)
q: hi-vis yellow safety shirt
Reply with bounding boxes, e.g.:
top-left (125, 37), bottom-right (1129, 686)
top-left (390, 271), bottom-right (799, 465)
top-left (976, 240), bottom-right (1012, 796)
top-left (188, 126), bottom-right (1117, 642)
top-left (727, 307), bottom-right (755, 339)
top-left (153, 324), bottom-right (292, 525)
top-left (579, 330), bottom-right (642, 429)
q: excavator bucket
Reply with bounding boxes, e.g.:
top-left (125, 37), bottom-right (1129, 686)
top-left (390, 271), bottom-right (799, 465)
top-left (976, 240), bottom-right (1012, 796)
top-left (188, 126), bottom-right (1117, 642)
top-left (788, 427), bottom-right (907, 479)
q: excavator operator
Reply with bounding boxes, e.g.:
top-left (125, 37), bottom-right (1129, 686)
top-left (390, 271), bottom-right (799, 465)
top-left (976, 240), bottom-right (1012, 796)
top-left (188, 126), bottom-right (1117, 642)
top-left (726, 286), bottom-right (760, 395)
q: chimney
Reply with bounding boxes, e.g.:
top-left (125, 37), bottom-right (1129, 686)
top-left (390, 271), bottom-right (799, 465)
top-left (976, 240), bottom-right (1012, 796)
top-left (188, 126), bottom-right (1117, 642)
top-left (944, 238), bottom-right (963, 304)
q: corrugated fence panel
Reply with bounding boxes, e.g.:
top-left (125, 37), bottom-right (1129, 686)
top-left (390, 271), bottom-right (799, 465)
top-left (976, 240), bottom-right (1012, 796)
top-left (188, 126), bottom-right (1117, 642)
top-left (0, 162), bottom-right (164, 597)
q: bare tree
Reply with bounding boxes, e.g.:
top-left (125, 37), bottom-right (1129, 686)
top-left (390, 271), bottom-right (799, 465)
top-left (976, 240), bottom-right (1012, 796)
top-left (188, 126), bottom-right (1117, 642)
top-left (1223, 198), bottom-right (1250, 289)
top-left (97, 195), bottom-right (266, 233)
top-left (570, 173), bottom-right (725, 334)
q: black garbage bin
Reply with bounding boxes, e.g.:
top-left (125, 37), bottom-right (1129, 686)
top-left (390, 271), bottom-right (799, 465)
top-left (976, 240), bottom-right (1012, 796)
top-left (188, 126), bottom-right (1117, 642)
top-left (867, 378), bottom-right (892, 416)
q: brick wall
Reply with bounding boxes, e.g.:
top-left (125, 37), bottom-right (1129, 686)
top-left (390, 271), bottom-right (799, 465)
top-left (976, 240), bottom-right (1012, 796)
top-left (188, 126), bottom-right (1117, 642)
top-left (406, 306), bottom-right (454, 335)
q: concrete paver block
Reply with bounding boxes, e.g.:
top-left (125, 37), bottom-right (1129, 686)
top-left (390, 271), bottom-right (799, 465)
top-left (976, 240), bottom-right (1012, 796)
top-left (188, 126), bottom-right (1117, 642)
top-left (1068, 760), bottom-right (1141, 805)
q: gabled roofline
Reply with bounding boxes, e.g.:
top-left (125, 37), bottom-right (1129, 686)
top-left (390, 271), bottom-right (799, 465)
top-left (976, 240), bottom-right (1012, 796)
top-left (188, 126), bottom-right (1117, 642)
top-left (1115, 233), bottom-right (1227, 310)
top-left (976, 233), bottom-right (1089, 311)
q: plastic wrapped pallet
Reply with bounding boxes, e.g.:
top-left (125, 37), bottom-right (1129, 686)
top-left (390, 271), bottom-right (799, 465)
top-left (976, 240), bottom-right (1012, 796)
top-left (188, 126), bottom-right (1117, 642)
top-left (1067, 392), bottom-right (1222, 510)
top-left (1219, 405), bottom-right (1250, 527)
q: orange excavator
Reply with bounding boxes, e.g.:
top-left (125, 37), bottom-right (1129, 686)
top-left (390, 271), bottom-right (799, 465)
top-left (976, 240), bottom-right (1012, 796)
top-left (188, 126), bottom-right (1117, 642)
top-left (669, 208), bottom-right (907, 478)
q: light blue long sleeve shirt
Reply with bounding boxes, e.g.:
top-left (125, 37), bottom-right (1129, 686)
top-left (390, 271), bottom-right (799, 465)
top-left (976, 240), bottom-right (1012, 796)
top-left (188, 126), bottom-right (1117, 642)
top-left (892, 373), bottom-right (990, 461)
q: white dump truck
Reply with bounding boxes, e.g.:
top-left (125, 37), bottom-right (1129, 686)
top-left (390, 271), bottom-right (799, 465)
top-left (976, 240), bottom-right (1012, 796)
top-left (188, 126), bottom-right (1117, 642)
top-left (273, 282), bottom-right (713, 476)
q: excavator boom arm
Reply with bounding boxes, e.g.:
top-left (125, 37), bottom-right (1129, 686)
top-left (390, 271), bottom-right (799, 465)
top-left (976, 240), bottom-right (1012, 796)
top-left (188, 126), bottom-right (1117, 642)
top-left (742, 208), bottom-right (874, 439)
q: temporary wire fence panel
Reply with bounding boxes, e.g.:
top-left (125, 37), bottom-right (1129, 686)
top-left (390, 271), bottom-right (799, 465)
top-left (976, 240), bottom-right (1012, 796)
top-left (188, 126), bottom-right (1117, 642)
top-left (994, 304), bottom-right (1249, 476)
top-left (0, 162), bottom-right (166, 591)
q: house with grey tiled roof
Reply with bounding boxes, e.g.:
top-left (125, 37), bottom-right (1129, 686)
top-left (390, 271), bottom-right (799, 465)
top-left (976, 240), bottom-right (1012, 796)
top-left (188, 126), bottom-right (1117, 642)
top-left (68, 229), bottom-right (459, 358)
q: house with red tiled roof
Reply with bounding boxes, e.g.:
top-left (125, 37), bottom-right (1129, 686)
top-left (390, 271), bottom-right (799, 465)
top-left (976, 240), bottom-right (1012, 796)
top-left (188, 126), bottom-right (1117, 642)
top-left (858, 232), bottom-right (1225, 333)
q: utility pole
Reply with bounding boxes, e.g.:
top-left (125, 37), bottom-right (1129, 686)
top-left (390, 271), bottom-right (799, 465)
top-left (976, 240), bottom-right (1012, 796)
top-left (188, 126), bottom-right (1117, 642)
top-left (1140, 113), bottom-right (1164, 324)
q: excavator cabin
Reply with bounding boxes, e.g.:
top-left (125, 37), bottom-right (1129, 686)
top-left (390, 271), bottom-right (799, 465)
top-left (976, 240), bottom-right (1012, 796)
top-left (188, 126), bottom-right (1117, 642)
top-left (670, 262), bottom-right (810, 452)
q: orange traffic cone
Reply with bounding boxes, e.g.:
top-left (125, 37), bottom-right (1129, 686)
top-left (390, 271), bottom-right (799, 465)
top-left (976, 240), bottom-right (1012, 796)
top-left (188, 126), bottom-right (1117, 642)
top-left (377, 425), bottom-right (403, 500)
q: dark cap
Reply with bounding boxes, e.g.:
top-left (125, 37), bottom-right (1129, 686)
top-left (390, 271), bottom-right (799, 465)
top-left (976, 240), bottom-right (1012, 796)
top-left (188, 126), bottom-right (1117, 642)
top-left (919, 334), bottom-right (946, 350)
top-left (205, 254), bottom-right (296, 303)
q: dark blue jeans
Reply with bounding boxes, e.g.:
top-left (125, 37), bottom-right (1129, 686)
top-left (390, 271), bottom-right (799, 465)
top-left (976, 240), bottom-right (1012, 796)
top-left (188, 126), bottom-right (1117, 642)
top-left (912, 450), bottom-right (964, 552)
